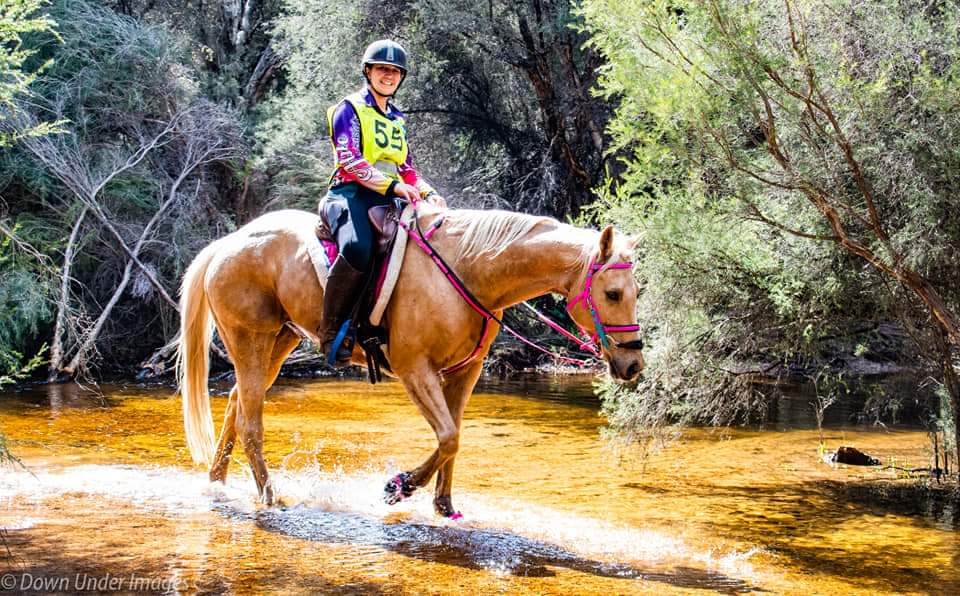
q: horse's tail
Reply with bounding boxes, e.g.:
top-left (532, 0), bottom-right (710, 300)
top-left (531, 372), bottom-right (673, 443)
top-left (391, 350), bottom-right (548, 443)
top-left (177, 241), bottom-right (220, 467)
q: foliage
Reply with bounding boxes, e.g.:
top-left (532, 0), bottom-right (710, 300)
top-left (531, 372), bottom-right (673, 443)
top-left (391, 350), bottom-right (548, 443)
top-left (260, 0), bottom-right (614, 217)
top-left (404, 0), bottom-right (612, 216)
top-left (253, 0), bottom-right (364, 210)
top-left (1, 0), bottom-right (245, 375)
top-left (0, 0), bottom-right (63, 146)
top-left (581, 0), bottom-right (960, 438)
top-left (0, 0), bottom-right (60, 386)
top-left (99, 0), bottom-right (283, 111)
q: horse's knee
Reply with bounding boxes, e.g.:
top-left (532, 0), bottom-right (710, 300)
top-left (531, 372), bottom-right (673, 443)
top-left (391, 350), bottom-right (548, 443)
top-left (438, 430), bottom-right (459, 459)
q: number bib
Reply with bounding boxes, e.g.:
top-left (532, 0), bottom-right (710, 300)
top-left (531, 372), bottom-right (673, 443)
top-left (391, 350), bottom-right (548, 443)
top-left (327, 92), bottom-right (408, 179)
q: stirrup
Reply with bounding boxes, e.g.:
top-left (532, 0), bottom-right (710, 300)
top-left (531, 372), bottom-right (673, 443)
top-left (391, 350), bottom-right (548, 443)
top-left (327, 318), bottom-right (353, 365)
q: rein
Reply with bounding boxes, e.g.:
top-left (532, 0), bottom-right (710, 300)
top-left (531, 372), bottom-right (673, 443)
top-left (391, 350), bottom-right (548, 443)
top-left (400, 209), bottom-right (642, 376)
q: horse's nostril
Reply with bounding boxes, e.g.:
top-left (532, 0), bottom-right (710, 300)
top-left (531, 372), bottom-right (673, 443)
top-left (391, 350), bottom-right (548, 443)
top-left (626, 362), bottom-right (640, 379)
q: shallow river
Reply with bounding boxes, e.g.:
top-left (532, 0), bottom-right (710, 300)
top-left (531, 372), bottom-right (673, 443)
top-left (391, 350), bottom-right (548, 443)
top-left (0, 376), bottom-right (956, 594)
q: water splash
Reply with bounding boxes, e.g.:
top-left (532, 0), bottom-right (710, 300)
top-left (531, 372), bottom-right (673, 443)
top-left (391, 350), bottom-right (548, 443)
top-left (0, 463), bottom-right (758, 590)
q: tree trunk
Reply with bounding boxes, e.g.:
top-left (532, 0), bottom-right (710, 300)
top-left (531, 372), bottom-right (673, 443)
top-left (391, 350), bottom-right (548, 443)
top-left (559, 41), bottom-right (604, 155)
top-left (939, 333), bottom-right (960, 481)
top-left (517, 16), bottom-right (594, 216)
top-left (244, 42), bottom-right (278, 107)
top-left (48, 205), bottom-right (88, 380)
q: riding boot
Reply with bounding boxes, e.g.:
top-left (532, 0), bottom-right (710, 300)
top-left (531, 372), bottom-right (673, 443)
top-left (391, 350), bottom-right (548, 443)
top-left (319, 256), bottom-right (368, 366)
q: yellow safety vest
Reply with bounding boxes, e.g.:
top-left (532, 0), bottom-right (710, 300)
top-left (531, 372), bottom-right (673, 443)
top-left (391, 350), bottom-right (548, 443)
top-left (327, 92), bottom-right (408, 180)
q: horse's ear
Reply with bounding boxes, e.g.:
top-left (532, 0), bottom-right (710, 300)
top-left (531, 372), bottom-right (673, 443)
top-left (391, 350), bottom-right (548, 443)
top-left (599, 225), bottom-right (615, 262)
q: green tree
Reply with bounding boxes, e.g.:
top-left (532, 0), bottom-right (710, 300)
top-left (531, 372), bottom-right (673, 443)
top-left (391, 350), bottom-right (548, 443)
top-left (0, 0), bottom-right (62, 146)
top-left (582, 0), bottom-right (960, 465)
top-left (0, 0), bottom-right (60, 392)
top-left (259, 0), bottom-right (618, 218)
top-left (1, 1), bottom-right (244, 378)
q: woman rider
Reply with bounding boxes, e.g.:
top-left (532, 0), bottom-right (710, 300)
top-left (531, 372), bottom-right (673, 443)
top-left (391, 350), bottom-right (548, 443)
top-left (318, 39), bottom-right (445, 365)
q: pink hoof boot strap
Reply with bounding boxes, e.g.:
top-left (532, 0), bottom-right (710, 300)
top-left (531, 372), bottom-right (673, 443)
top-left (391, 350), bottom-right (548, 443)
top-left (434, 496), bottom-right (461, 519)
top-left (383, 472), bottom-right (415, 505)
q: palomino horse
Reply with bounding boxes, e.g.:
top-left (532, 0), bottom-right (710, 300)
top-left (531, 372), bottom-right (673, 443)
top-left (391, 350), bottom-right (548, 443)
top-left (178, 205), bottom-right (644, 516)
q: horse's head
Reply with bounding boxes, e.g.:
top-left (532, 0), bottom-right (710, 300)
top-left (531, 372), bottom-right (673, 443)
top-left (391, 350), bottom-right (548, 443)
top-left (567, 225), bottom-right (644, 382)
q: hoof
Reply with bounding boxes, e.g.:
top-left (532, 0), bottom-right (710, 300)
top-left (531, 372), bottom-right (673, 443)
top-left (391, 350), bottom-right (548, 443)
top-left (384, 472), bottom-right (415, 505)
top-left (433, 495), bottom-right (462, 519)
top-left (259, 481), bottom-right (275, 506)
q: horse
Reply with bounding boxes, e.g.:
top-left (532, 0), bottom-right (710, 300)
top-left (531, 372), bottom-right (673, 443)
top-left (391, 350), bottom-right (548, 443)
top-left (177, 205), bottom-right (644, 517)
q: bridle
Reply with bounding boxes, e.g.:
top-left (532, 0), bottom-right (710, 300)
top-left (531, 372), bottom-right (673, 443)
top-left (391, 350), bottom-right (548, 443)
top-left (564, 259), bottom-right (644, 357)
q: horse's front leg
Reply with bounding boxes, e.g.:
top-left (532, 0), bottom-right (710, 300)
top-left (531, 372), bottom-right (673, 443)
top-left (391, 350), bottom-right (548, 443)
top-left (432, 359), bottom-right (484, 519)
top-left (386, 363), bottom-right (459, 506)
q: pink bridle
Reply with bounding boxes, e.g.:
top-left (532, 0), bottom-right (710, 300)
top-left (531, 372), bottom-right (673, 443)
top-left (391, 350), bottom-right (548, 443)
top-left (564, 259), bottom-right (643, 355)
top-left (400, 210), bottom-right (642, 375)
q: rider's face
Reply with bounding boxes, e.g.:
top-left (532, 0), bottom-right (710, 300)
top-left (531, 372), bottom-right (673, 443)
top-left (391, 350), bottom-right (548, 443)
top-left (368, 64), bottom-right (403, 97)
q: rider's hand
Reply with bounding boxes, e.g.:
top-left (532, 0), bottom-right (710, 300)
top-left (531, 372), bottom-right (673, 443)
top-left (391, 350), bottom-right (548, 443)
top-left (392, 182), bottom-right (419, 203)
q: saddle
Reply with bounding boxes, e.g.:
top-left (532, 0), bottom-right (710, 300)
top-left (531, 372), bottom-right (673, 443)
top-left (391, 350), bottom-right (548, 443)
top-left (315, 204), bottom-right (399, 257)
top-left (315, 202), bottom-right (408, 383)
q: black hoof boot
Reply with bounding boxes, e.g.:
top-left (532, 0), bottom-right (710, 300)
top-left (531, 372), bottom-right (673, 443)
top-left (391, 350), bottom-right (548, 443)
top-left (384, 472), bottom-right (415, 505)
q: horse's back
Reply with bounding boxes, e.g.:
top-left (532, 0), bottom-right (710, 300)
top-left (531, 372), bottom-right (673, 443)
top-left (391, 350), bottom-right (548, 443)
top-left (232, 209), bottom-right (320, 237)
top-left (205, 209), bottom-right (324, 332)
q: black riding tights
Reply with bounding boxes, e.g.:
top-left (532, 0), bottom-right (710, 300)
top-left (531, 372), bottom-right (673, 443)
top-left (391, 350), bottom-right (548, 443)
top-left (331, 184), bottom-right (393, 272)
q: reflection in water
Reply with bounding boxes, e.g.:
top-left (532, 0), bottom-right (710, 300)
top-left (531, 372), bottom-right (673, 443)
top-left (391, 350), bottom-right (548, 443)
top-left (0, 377), bottom-right (957, 594)
top-left (256, 506), bottom-right (752, 592)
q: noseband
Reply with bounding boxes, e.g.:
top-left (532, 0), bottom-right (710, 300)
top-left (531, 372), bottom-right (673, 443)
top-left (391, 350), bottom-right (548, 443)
top-left (566, 260), bottom-right (643, 356)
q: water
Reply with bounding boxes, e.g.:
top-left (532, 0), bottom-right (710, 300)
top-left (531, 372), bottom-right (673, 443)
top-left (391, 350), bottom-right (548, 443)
top-left (0, 376), bottom-right (956, 594)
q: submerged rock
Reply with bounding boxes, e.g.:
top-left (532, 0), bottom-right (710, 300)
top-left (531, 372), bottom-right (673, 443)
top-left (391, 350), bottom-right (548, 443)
top-left (826, 446), bottom-right (882, 466)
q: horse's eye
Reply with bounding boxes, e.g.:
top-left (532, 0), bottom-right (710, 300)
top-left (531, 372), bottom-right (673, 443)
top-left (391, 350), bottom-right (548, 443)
top-left (605, 290), bottom-right (621, 302)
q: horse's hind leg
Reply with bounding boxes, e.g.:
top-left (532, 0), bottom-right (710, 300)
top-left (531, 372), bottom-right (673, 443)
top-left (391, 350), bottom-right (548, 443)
top-left (209, 385), bottom-right (239, 483)
top-left (215, 325), bottom-right (296, 505)
top-left (433, 360), bottom-right (483, 518)
top-left (209, 326), bottom-right (300, 484)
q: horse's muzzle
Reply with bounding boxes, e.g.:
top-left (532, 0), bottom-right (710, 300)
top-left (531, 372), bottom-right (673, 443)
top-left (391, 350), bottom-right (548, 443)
top-left (608, 351), bottom-right (644, 382)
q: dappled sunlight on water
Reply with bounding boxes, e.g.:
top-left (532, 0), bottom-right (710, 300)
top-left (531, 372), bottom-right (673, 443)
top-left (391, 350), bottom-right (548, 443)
top-left (0, 377), bottom-right (957, 594)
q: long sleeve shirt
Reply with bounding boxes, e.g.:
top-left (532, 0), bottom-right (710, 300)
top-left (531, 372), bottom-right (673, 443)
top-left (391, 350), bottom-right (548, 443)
top-left (328, 87), bottom-right (436, 198)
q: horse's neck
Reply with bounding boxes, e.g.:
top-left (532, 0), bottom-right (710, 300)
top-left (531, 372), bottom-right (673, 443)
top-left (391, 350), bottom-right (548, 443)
top-left (459, 221), bottom-right (588, 311)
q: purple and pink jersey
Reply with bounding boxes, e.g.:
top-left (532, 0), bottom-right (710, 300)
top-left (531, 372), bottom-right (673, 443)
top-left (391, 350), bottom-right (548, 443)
top-left (328, 87), bottom-right (435, 197)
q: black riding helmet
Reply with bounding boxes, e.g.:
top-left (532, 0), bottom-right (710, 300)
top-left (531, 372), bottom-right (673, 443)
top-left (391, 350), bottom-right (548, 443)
top-left (362, 39), bottom-right (408, 95)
